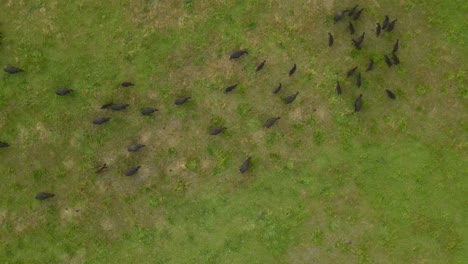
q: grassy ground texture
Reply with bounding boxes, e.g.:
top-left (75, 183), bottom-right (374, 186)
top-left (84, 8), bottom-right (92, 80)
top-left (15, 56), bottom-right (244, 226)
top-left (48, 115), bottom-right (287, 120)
top-left (0, 0), bottom-right (467, 263)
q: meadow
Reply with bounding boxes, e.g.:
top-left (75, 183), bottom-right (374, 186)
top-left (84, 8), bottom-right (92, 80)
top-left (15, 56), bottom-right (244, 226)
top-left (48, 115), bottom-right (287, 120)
top-left (0, 0), bottom-right (467, 263)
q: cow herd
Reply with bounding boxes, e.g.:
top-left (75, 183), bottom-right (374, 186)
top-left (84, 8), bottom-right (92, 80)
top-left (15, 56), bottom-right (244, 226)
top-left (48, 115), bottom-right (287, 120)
top-left (0, 4), bottom-right (401, 200)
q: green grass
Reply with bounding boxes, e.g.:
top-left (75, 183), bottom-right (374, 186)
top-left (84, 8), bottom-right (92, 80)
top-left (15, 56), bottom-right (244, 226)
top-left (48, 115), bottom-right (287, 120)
top-left (0, 0), bottom-right (467, 263)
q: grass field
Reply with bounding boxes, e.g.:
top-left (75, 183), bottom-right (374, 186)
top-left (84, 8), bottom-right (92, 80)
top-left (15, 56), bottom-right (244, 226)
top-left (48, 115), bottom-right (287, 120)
top-left (0, 0), bottom-right (467, 263)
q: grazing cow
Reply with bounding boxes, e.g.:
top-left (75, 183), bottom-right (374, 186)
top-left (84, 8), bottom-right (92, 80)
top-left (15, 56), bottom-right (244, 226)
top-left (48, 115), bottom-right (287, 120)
top-left (284, 92), bottom-right (299, 104)
top-left (111, 104), bottom-right (129, 110)
top-left (387, 19), bottom-right (397, 32)
top-left (382, 16), bottom-right (389, 30)
top-left (209, 127), bottom-right (227, 135)
top-left (376, 23), bottom-right (382, 36)
top-left (348, 5), bottom-right (358, 16)
top-left (96, 163), bottom-right (107, 174)
top-left (128, 144), bottom-right (146, 152)
top-left (229, 50), bottom-right (248, 59)
top-left (354, 94), bottom-right (363, 112)
top-left (273, 83), bottom-right (282, 94)
top-left (141, 107), bottom-right (158, 115)
top-left (357, 32), bottom-right (365, 45)
top-left (357, 73), bottom-right (362, 88)
top-left (334, 10), bottom-right (349, 22)
top-left (92, 117), bottom-right (110, 125)
top-left (125, 166), bottom-right (141, 176)
top-left (386, 89), bottom-right (396, 99)
top-left (353, 8), bottom-right (364, 20)
top-left (392, 53), bottom-right (400, 65)
top-left (0, 141), bottom-right (9, 147)
top-left (336, 81), bottom-right (342, 95)
top-left (256, 60), bottom-right (266, 72)
top-left (289, 63), bottom-right (297, 76)
top-left (348, 22), bottom-right (355, 34)
top-left (35, 192), bottom-right (54, 200)
top-left (239, 157), bottom-right (252, 174)
top-left (366, 59), bottom-right (374, 72)
top-left (175, 96), bottom-right (191, 105)
top-left (384, 55), bottom-right (393, 67)
top-left (393, 39), bottom-right (399, 53)
top-left (4, 66), bottom-right (23, 74)
top-left (225, 84), bottom-right (238, 94)
top-left (264, 117), bottom-right (281, 128)
top-left (328, 33), bottom-right (334, 47)
top-left (347, 66), bottom-right (358, 77)
top-left (55, 88), bottom-right (73, 96)
top-left (101, 103), bottom-right (113, 109)
top-left (121, 82), bottom-right (134, 87)
top-left (352, 39), bottom-right (361, 50)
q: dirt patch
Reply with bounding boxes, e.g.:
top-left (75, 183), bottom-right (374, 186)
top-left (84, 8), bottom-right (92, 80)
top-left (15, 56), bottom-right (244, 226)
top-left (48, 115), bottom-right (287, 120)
top-left (165, 159), bottom-right (187, 176)
top-left (13, 212), bottom-right (43, 234)
top-left (314, 105), bottom-right (332, 125)
top-left (63, 157), bottom-right (75, 169)
top-left (60, 207), bottom-right (82, 224)
top-left (36, 122), bottom-right (52, 140)
top-left (200, 158), bottom-right (213, 171)
top-left (100, 217), bottom-right (114, 232)
top-left (249, 130), bottom-right (266, 144)
top-left (155, 118), bottom-right (183, 148)
top-left (288, 107), bottom-right (305, 122)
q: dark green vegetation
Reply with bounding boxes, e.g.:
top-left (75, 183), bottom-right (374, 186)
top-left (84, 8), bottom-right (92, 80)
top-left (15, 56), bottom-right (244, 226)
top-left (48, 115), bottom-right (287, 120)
top-left (1, 0), bottom-right (467, 263)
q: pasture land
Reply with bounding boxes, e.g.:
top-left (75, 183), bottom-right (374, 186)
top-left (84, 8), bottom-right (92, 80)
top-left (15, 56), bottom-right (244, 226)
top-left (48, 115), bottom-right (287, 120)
top-left (0, 0), bottom-right (467, 263)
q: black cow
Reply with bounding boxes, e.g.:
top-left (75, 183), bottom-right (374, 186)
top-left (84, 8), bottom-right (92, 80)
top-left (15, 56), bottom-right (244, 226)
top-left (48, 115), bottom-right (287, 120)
top-left (175, 96), bottom-right (191, 105)
top-left (354, 94), bottom-right (363, 112)
top-left (230, 50), bottom-right (248, 59)
top-left (209, 127), bottom-right (227, 135)
top-left (334, 10), bottom-right (349, 22)
top-left (353, 8), bottom-right (364, 20)
top-left (111, 104), bottom-right (129, 110)
top-left (384, 55), bottom-right (393, 67)
top-left (256, 60), bottom-right (266, 72)
top-left (376, 23), bottom-right (381, 37)
top-left (289, 63), bottom-right (297, 76)
top-left (264, 117), bottom-right (281, 128)
top-left (328, 33), bottom-right (334, 47)
top-left (284, 92), bottom-right (299, 104)
top-left (357, 32), bottom-right (365, 45)
top-left (128, 144), bottom-right (146, 152)
top-left (366, 59), bottom-right (374, 72)
top-left (36, 192), bottom-right (54, 200)
top-left (141, 107), bottom-right (158, 115)
top-left (348, 5), bottom-right (358, 16)
top-left (121, 82), bottom-right (134, 87)
top-left (348, 22), bottom-right (355, 34)
top-left (347, 66), bottom-right (358, 77)
top-left (386, 89), bottom-right (396, 99)
top-left (352, 39), bottom-right (361, 50)
top-left (336, 81), bottom-right (342, 95)
top-left (0, 141), bottom-right (9, 147)
top-left (273, 83), bottom-right (282, 94)
top-left (392, 53), bottom-right (400, 65)
top-left (55, 88), bottom-right (73, 96)
top-left (225, 84), bottom-right (238, 94)
top-left (239, 157), bottom-right (252, 174)
top-left (387, 19), bottom-right (397, 32)
top-left (92, 117), bottom-right (110, 125)
top-left (4, 66), bottom-right (23, 74)
top-left (393, 39), bottom-right (399, 53)
top-left (125, 166), bottom-right (141, 176)
top-left (382, 16), bottom-right (389, 30)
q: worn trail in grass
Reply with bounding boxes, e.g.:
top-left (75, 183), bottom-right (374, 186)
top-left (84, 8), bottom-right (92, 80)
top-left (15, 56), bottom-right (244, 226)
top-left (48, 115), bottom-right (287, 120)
top-left (0, 0), bottom-right (467, 263)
